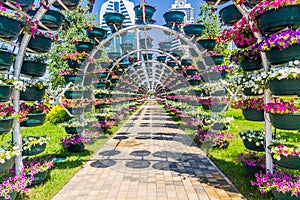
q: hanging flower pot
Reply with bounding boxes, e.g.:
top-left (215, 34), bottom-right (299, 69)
top-left (188, 79), bottom-right (201, 85)
top-left (0, 156), bottom-right (15, 174)
top-left (211, 89), bottom-right (227, 96)
top-left (97, 72), bottom-right (109, 79)
top-left (67, 142), bottom-right (85, 153)
top-left (84, 103), bottom-right (92, 112)
top-left (143, 53), bottom-right (153, 61)
top-left (273, 155), bottom-right (300, 170)
top-left (120, 43), bottom-right (134, 52)
top-left (53, 0), bottom-right (80, 10)
top-left (27, 35), bottom-right (53, 53)
top-left (21, 61), bottom-right (47, 77)
top-left (219, 4), bottom-right (242, 26)
top-left (157, 55), bottom-right (167, 62)
top-left (93, 82), bottom-right (108, 89)
top-left (0, 50), bottom-right (15, 70)
top-left (163, 11), bottom-right (185, 25)
top-left (21, 113), bottom-right (46, 127)
top-left (240, 57), bottom-right (262, 71)
top-left (0, 84), bottom-right (13, 102)
top-left (74, 41), bottom-right (95, 53)
top-left (266, 43), bottom-right (300, 65)
top-left (194, 90), bottom-right (202, 96)
top-left (166, 61), bottom-right (177, 67)
top-left (210, 104), bottom-right (228, 112)
top-left (110, 77), bottom-right (119, 84)
top-left (269, 79), bottom-right (300, 95)
top-left (85, 27), bottom-right (107, 40)
top-left (119, 63), bottom-right (130, 69)
top-left (256, 5), bottom-right (300, 34)
top-left (202, 104), bottom-right (210, 110)
top-left (22, 143), bottom-right (47, 156)
top-left (20, 87), bottom-right (46, 101)
top-left (185, 69), bottom-right (198, 76)
top-left (83, 75), bottom-right (93, 86)
top-left (183, 24), bottom-right (205, 37)
top-left (30, 170), bottom-right (48, 185)
top-left (103, 12), bottom-right (125, 27)
top-left (181, 59), bottom-right (193, 66)
top-left (107, 52), bottom-right (120, 60)
top-left (197, 39), bottom-right (216, 51)
top-left (269, 113), bottom-right (300, 130)
top-left (172, 50), bottom-right (184, 58)
top-left (0, 15), bottom-right (22, 40)
top-left (158, 41), bottom-right (172, 51)
top-left (203, 54), bottom-right (224, 66)
top-left (40, 10), bottom-right (64, 30)
top-left (95, 93), bottom-right (106, 99)
top-left (95, 103), bottom-right (107, 109)
top-left (0, 118), bottom-right (13, 135)
top-left (64, 90), bottom-right (83, 99)
top-left (205, 0), bottom-right (229, 5)
top-left (65, 126), bottom-right (84, 135)
top-left (115, 70), bottom-right (123, 76)
top-left (66, 59), bottom-right (84, 69)
top-left (66, 107), bottom-right (84, 115)
top-left (242, 109), bottom-right (265, 121)
top-left (201, 72), bottom-right (222, 82)
top-left (83, 90), bottom-right (92, 99)
top-left (211, 122), bottom-right (227, 130)
top-left (63, 74), bottom-right (83, 84)
top-left (243, 139), bottom-right (265, 151)
top-left (134, 4), bottom-right (156, 19)
top-left (243, 88), bottom-right (263, 96)
top-left (243, 164), bottom-right (263, 177)
top-left (271, 189), bottom-right (300, 200)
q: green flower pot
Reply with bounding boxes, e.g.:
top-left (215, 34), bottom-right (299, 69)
top-left (8, 0), bottom-right (34, 11)
top-left (242, 109), bottom-right (264, 121)
top-left (185, 69), bottom-right (198, 76)
top-left (21, 61), bottom-right (47, 77)
top-left (66, 107), bottom-right (84, 115)
top-left (240, 57), bottom-right (262, 71)
top-left (243, 164), bottom-right (263, 177)
top-left (95, 94), bottom-right (106, 99)
top-left (53, 0), bottom-right (80, 10)
top-left (269, 79), bottom-right (300, 95)
top-left (197, 39), bottom-right (216, 51)
top-left (29, 170), bottom-right (48, 185)
top-left (0, 50), bottom-right (15, 70)
top-left (271, 189), bottom-right (300, 200)
top-left (0, 15), bottom-right (22, 40)
top-left (269, 113), bottom-right (300, 130)
top-left (95, 103), bottom-right (107, 109)
top-left (219, 4), bottom-right (242, 26)
top-left (20, 87), bottom-right (46, 101)
top-left (205, 0), bottom-right (229, 5)
top-left (201, 72), bottom-right (222, 82)
top-left (181, 59), bottom-right (193, 66)
top-left (85, 27), bottom-right (107, 40)
top-left (107, 52), bottom-right (120, 60)
top-left (243, 139), bottom-right (265, 151)
top-left (172, 50), bottom-right (184, 58)
top-left (0, 191), bottom-right (17, 200)
top-left (103, 12), bottom-right (125, 27)
top-left (272, 155), bottom-right (300, 170)
top-left (167, 61), bottom-right (177, 67)
top-left (134, 4), bottom-right (156, 19)
top-left (0, 84), bottom-right (13, 102)
top-left (21, 113), bottom-right (46, 127)
top-left (0, 157), bottom-right (15, 174)
top-left (110, 78), bottom-right (119, 84)
top-left (194, 90), bottom-right (202, 96)
top-left (203, 54), bottom-right (224, 66)
top-left (266, 43), bottom-right (300, 65)
top-left (210, 104), bottom-right (228, 112)
top-left (188, 79), bottom-right (201, 86)
top-left (65, 126), bottom-right (84, 135)
top-left (163, 11), bottom-right (185, 25)
top-left (64, 90), bottom-right (83, 99)
top-left (66, 59), bottom-right (84, 69)
top-left (257, 5), bottom-right (300, 34)
top-left (119, 63), bottom-right (130, 69)
top-left (75, 41), bottom-right (95, 53)
top-left (156, 56), bottom-right (167, 63)
top-left (67, 143), bottom-right (85, 153)
top-left (27, 35), bottom-right (53, 53)
top-left (158, 41), bottom-right (172, 51)
top-left (22, 143), bottom-right (47, 156)
top-left (211, 122), bottom-right (227, 130)
top-left (94, 82), bottom-right (108, 89)
top-left (29, 9), bottom-right (64, 31)
top-left (63, 74), bottom-right (83, 84)
top-left (183, 24), bottom-right (205, 37)
top-left (143, 53), bottom-right (153, 61)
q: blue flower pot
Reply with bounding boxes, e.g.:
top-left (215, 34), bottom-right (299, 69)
top-left (134, 4), bottom-right (156, 19)
top-left (75, 41), bottom-right (95, 53)
top-left (21, 61), bottom-right (47, 77)
top-left (21, 113), bottom-right (46, 127)
top-left (242, 109), bottom-right (264, 121)
top-left (183, 24), bottom-right (205, 37)
top-left (269, 113), bottom-right (300, 130)
top-left (0, 15), bottom-right (22, 40)
top-left (197, 39), bottom-right (216, 51)
top-left (269, 79), bottom-right (300, 96)
top-left (219, 4), bottom-right (242, 26)
top-left (103, 12), bottom-right (125, 27)
top-left (22, 143), bottom-right (47, 156)
top-left (0, 50), bottom-right (15, 70)
top-left (85, 27), bottom-right (107, 40)
top-left (67, 143), bottom-right (85, 153)
top-left (53, 0), bottom-right (80, 10)
top-left (163, 11), bottom-right (185, 25)
top-left (0, 85), bottom-right (13, 102)
top-left (266, 43), bottom-right (300, 65)
top-left (20, 87), bottom-right (46, 101)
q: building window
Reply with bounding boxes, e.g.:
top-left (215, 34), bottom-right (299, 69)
top-left (113, 2), bottom-right (119, 12)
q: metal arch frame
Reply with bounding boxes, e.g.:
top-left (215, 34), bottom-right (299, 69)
top-left (12, 0), bottom-right (68, 174)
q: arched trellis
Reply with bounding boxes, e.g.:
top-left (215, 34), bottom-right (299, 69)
top-left (12, 0), bottom-right (71, 174)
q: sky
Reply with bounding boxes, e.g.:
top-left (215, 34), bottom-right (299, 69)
top-left (93, 0), bottom-right (203, 25)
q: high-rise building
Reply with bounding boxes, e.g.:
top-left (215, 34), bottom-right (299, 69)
top-left (99, 0), bottom-right (135, 32)
top-left (171, 0), bottom-right (194, 25)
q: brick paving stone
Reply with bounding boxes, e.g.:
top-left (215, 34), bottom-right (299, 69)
top-left (52, 102), bottom-right (245, 200)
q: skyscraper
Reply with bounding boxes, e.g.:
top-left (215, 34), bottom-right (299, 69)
top-left (171, 0), bottom-right (194, 25)
top-left (99, 0), bottom-right (135, 32)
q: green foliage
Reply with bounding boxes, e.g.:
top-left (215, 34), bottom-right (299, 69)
top-left (46, 105), bottom-right (70, 124)
top-left (47, 6), bottom-right (96, 89)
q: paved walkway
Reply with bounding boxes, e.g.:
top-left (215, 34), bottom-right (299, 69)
top-left (53, 101), bottom-right (244, 200)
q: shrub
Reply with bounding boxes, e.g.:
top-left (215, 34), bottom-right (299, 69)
top-left (46, 105), bottom-right (70, 124)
